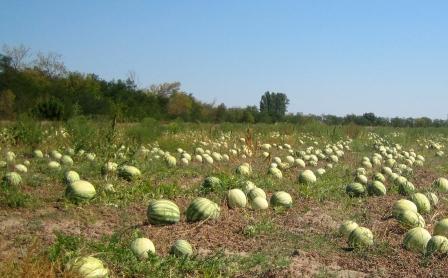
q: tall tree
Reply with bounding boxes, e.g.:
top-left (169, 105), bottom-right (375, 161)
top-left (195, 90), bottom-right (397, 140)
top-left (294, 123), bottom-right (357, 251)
top-left (34, 51), bottom-right (66, 77)
top-left (259, 91), bottom-right (289, 121)
top-left (362, 112), bottom-right (377, 125)
top-left (149, 82), bottom-right (181, 97)
top-left (215, 103), bottom-right (227, 122)
top-left (2, 44), bottom-right (30, 70)
top-left (167, 92), bottom-right (193, 120)
top-left (0, 89), bottom-right (16, 119)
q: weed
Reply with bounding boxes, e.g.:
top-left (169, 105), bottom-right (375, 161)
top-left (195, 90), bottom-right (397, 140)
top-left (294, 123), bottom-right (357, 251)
top-left (0, 183), bottom-right (35, 208)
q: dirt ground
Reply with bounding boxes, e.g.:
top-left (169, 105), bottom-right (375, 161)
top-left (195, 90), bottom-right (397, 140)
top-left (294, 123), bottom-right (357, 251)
top-left (1, 131), bottom-right (448, 277)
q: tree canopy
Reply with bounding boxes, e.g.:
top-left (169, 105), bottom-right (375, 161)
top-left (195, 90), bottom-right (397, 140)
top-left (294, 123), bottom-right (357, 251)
top-left (0, 44), bottom-right (447, 128)
top-left (259, 91), bottom-right (290, 122)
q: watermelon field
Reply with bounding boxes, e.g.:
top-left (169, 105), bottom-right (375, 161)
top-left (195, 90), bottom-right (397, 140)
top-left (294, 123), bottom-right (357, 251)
top-left (2, 120), bottom-right (448, 277)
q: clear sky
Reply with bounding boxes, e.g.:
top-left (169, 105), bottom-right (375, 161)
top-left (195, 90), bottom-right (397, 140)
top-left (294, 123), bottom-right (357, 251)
top-left (1, 1), bottom-right (447, 119)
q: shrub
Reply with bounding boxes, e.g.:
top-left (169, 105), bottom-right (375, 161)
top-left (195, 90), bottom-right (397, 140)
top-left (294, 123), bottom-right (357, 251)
top-left (126, 117), bottom-right (162, 144)
top-left (66, 116), bottom-right (97, 151)
top-left (13, 114), bottom-right (43, 147)
top-left (32, 98), bottom-right (64, 120)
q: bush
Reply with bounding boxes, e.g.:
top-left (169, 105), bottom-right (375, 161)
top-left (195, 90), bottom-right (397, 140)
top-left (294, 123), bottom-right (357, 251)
top-left (13, 114), bottom-right (43, 147)
top-left (66, 116), bottom-right (97, 151)
top-left (32, 98), bottom-right (64, 120)
top-left (126, 117), bottom-right (162, 144)
top-left (0, 182), bottom-right (33, 208)
top-left (344, 123), bottom-right (363, 139)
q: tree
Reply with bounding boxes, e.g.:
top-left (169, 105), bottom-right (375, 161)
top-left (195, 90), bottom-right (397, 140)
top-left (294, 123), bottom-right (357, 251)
top-left (259, 91), bottom-right (289, 121)
top-left (0, 54), bottom-right (12, 73)
top-left (167, 92), bottom-right (193, 120)
top-left (0, 89), bottom-right (16, 119)
top-left (242, 109), bottom-right (255, 123)
top-left (32, 98), bottom-right (64, 120)
top-left (415, 117), bottom-right (432, 127)
top-left (322, 114), bottom-right (343, 125)
top-left (215, 103), bottom-right (227, 122)
top-left (2, 44), bottom-right (30, 70)
top-left (149, 82), bottom-right (181, 97)
top-left (34, 51), bottom-right (66, 77)
top-left (126, 70), bottom-right (139, 89)
top-left (362, 112), bottom-right (377, 125)
top-left (391, 117), bottom-right (405, 127)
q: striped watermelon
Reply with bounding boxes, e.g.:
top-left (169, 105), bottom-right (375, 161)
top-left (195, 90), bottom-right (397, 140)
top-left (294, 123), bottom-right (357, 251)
top-left (270, 191), bottom-right (292, 208)
top-left (250, 197), bottom-right (269, 210)
top-left (248, 187), bottom-right (266, 200)
top-left (33, 149), bottom-right (44, 158)
top-left (165, 155), bottom-right (177, 167)
top-left (61, 155), bottom-right (74, 166)
top-left (147, 199), bottom-right (180, 225)
top-left (65, 180), bottom-right (96, 202)
top-left (186, 197), bottom-right (220, 222)
top-left (64, 170), bottom-right (80, 185)
top-left (3, 172), bottom-right (22, 186)
top-left (131, 238), bottom-right (155, 259)
top-left (227, 189), bottom-right (247, 208)
top-left (201, 176), bottom-right (222, 191)
top-left (118, 165), bottom-right (141, 181)
top-left (268, 167), bottom-right (283, 179)
top-left (48, 161), bottom-right (61, 170)
top-left (170, 239), bottom-right (193, 257)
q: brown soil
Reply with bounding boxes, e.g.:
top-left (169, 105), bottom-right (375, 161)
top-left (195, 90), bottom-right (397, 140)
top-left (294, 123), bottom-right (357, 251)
top-left (2, 143), bottom-right (448, 277)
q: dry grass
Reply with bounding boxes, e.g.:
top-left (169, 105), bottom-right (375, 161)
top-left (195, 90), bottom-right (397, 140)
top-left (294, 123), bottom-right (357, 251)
top-left (0, 240), bottom-right (61, 278)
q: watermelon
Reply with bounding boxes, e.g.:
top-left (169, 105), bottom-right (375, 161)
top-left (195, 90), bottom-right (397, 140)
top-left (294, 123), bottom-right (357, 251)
top-left (186, 197), bottom-right (220, 222)
top-left (66, 256), bottom-right (109, 278)
top-left (250, 196), bottom-right (269, 210)
top-left (170, 240), bottom-right (193, 257)
top-left (65, 180), bottom-right (96, 202)
top-left (147, 199), bottom-right (180, 225)
top-left (298, 170), bottom-right (317, 184)
top-left (118, 165), bottom-right (141, 181)
top-left (403, 227), bottom-right (431, 254)
top-left (339, 221), bottom-right (359, 238)
top-left (227, 189), bottom-right (247, 208)
top-left (3, 172), bottom-right (22, 186)
top-left (64, 170), bottom-right (80, 185)
top-left (270, 191), bottom-right (292, 208)
top-left (393, 199), bottom-right (418, 218)
top-left (434, 219), bottom-right (448, 237)
top-left (248, 187), bottom-right (266, 200)
top-left (346, 183), bottom-right (365, 197)
top-left (426, 235), bottom-right (448, 255)
top-left (131, 238), bottom-right (155, 259)
top-left (348, 227), bottom-right (374, 248)
top-left (396, 210), bottom-right (425, 229)
top-left (367, 181), bottom-right (386, 196)
top-left (409, 193), bottom-right (431, 214)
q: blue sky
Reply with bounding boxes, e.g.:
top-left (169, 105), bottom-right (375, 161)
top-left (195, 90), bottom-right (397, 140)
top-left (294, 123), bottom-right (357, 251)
top-left (1, 1), bottom-right (448, 118)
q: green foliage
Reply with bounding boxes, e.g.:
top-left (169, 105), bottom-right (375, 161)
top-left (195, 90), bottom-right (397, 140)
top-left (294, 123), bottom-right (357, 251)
top-left (148, 183), bottom-right (179, 199)
top-left (48, 232), bottom-right (235, 277)
top-left (32, 98), bottom-right (64, 120)
top-left (126, 117), bottom-right (162, 144)
top-left (98, 179), bottom-right (154, 206)
top-left (13, 114), bottom-right (43, 147)
top-left (48, 232), bottom-right (83, 262)
top-left (0, 182), bottom-right (34, 208)
top-left (259, 91), bottom-right (289, 122)
top-left (0, 89), bottom-right (16, 119)
top-left (4, 119), bottom-right (448, 276)
top-left (66, 116), bottom-right (97, 151)
top-left (243, 219), bottom-right (276, 238)
top-left (1, 46), bottom-right (448, 126)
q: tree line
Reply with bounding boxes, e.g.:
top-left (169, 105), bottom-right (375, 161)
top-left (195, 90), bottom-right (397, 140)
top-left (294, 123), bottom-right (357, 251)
top-left (0, 45), bottom-right (447, 127)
